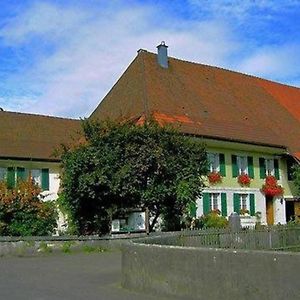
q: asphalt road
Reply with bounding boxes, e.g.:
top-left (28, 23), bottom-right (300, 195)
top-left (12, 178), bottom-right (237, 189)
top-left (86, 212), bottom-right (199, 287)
top-left (0, 251), bottom-right (168, 300)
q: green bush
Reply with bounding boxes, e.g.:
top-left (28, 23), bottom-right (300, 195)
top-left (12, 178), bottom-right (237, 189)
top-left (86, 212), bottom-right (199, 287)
top-left (200, 212), bottom-right (228, 229)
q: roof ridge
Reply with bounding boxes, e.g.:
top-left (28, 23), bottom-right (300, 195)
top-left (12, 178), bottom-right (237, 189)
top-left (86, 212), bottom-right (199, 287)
top-left (0, 110), bottom-right (80, 121)
top-left (142, 50), bottom-right (300, 90)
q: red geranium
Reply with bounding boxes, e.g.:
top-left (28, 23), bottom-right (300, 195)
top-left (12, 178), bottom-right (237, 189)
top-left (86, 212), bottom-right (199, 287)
top-left (261, 175), bottom-right (284, 197)
top-left (208, 172), bottom-right (222, 184)
top-left (237, 173), bottom-right (251, 186)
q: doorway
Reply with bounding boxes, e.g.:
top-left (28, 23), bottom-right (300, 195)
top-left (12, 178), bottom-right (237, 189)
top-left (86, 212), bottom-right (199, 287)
top-left (286, 200), bottom-right (295, 222)
top-left (266, 196), bottom-right (274, 226)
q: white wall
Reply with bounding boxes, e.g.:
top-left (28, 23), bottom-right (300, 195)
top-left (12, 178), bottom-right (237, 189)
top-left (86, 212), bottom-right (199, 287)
top-left (196, 187), bottom-right (286, 225)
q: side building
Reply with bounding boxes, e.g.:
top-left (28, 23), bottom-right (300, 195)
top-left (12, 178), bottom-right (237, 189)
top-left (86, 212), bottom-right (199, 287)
top-left (0, 111), bottom-right (81, 231)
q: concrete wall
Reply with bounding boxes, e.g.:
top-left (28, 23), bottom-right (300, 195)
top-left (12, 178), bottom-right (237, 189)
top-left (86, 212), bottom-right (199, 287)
top-left (122, 242), bottom-right (300, 300)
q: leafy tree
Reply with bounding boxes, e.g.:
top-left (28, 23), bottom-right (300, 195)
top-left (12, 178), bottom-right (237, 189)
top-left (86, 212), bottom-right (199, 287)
top-left (0, 180), bottom-right (57, 236)
top-left (59, 119), bottom-right (208, 234)
top-left (293, 164), bottom-right (300, 195)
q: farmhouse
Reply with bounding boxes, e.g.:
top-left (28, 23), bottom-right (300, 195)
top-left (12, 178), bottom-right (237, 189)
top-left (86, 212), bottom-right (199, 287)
top-left (1, 42), bottom-right (300, 226)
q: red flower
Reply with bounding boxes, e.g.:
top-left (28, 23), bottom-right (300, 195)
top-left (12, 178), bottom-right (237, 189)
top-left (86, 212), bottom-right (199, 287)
top-left (261, 175), bottom-right (284, 197)
top-left (208, 172), bottom-right (222, 184)
top-left (238, 173), bottom-right (251, 186)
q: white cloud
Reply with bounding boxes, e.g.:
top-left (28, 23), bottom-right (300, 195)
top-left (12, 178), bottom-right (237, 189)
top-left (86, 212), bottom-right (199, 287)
top-left (238, 44), bottom-right (300, 84)
top-left (0, 1), bottom-right (240, 118)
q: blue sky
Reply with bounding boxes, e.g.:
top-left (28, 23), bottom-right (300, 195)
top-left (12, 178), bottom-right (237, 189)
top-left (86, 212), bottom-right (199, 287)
top-left (1, 0), bottom-right (300, 118)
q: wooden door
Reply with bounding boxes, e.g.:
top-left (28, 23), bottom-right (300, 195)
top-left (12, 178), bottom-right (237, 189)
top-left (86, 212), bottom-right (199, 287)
top-left (266, 196), bottom-right (274, 226)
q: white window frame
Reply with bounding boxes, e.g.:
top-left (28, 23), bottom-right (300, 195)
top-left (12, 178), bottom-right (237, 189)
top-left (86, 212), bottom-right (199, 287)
top-left (208, 153), bottom-right (220, 173)
top-left (210, 193), bottom-right (221, 211)
top-left (237, 156), bottom-right (248, 175)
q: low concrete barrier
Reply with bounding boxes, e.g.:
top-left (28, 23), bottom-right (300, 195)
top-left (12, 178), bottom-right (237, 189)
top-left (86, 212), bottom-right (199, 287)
top-left (0, 234), bottom-right (149, 257)
top-left (122, 240), bottom-right (300, 300)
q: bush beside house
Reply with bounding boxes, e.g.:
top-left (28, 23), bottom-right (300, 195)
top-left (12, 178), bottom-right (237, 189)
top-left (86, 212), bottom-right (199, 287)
top-left (0, 180), bottom-right (57, 236)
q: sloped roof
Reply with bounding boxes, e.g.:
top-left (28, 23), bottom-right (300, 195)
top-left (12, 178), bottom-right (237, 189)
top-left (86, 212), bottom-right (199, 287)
top-left (90, 50), bottom-right (300, 156)
top-left (0, 111), bottom-right (81, 161)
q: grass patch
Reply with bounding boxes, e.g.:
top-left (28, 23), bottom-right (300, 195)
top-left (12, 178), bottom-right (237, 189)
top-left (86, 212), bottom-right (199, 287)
top-left (61, 241), bottom-right (74, 254)
top-left (82, 244), bottom-right (107, 253)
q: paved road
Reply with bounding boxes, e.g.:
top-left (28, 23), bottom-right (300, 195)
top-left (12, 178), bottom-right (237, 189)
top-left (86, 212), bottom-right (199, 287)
top-left (0, 251), bottom-right (169, 300)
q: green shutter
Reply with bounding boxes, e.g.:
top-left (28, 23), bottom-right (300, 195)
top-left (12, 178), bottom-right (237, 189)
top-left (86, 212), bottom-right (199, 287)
top-left (248, 156), bottom-right (254, 179)
top-left (219, 153), bottom-right (226, 176)
top-left (221, 193), bottom-right (227, 217)
top-left (7, 167), bottom-right (15, 189)
top-left (16, 167), bottom-right (26, 182)
top-left (233, 193), bottom-right (240, 213)
top-left (41, 169), bottom-right (49, 190)
top-left (250, 194), bottom-right (255, 216)
top-left (203, 193), bottom-right (211, 215)
top-left (259, 158), bottom-right (266, 179)
top-left (274, 159), bottom-right (280, 180)
top-left (189, 202), bottom-right (197, 217)
top-left (232, 155), bottom-right (238, 178)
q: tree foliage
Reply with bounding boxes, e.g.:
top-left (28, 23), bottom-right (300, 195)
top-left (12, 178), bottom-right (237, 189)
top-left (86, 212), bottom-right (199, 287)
top-left (293, 164), bottom-right (300, 195)
top-left (59, 119), bottom-right (208, 234)
top-left (0, 180), bottom-right (57, 236)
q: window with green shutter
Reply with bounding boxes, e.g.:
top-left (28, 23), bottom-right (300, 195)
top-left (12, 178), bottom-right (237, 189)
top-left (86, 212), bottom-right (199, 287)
top-left (259, 158), bottom-right (266, 179)
top-left (0, 167), bottom-right (6, 181)
top-left (221, 193), bottom-right (227, 217)
top-left (247, 156), bottom-right (254, 178)
top-left (7, 167), bottom-right (15, 189)
top-left (219, 153), bottom-right (226, 176)
top-left (233, 193), bottom-right (240, 213)
top-left (16, 167), bottom-right (27, 182)
top-left (41, 169), bottom-right (49, 190)
top-left (189, 202), bottom-right (197, 217)
top-left (203, 193), bottom-right (211, 215)
top-left (232, 155), bottom-right (238, 178)
top-left (249, 194), bottom-right (255, 216)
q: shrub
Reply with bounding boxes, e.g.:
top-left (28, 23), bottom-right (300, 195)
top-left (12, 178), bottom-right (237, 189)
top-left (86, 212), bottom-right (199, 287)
top-left (0, 180), bottom-right (57, 236)
top-left (200, 212), bottom-right (228, 229)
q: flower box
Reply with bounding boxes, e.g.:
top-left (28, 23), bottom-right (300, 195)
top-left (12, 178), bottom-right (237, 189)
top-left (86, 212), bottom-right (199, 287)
top-left (208, 172), bottom-right (222, 184)
top-left (261, 175), bottom-right (284, 197)
top-left (237, 173), bottom-right (251, 186)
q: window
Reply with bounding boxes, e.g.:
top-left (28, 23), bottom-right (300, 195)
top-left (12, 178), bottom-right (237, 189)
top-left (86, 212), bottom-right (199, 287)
top-left (211, 193), bottom-right (220, 210)
top-left (207, 153), bottom-right (226, 176)
top-left (0, 168), bottom-right (6, 181)
top-left (31, 169), bottom-right (41, 186)
top-left (208, 153), bottom-right (220, 172)
top-left (259, 157), bottom-right (279, 179)
top-left (265, 159), bottom-right (274, 176)
top-left (241, 194), bottom-right (248, 210)
top-left (202, 192), bottom-right (227, 216)
top-left (237, 156), bottom-right (248, 175)
top-left (232, 155), bottom-right (254, 178)
top-left (233, 193), bottom-right (255, 216)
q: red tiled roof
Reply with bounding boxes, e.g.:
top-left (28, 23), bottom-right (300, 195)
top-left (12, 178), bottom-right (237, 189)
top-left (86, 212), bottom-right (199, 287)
top-left (0, 111), bottom-right (81, 160)
top-left (91, 50), bottom-right (300, 154)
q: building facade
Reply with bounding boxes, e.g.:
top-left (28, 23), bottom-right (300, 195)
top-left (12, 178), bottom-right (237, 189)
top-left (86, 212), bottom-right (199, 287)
top-left (1, 43), bottom-right (300, 229)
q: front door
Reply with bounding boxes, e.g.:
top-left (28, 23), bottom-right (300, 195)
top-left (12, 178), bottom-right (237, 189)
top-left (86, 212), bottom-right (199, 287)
top-left (266, 196), bottom-right (274, 226)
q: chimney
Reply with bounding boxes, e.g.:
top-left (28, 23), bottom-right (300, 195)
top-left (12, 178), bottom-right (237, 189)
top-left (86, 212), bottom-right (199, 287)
top-left (157, 41), bottom-right (168, 68)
